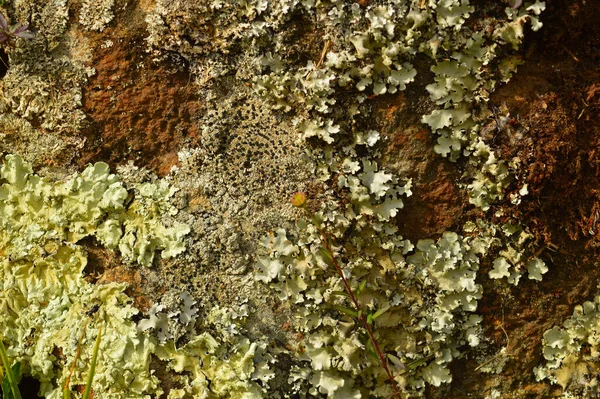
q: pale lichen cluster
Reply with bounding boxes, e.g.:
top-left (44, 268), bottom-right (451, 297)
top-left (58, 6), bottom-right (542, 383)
top-left (0, 155), bottom-right (183, 397)
top-left (535, 292), bottom-right (600, 396)
top-left (255, 226), bottom-right (494, 396)
top-left (0, 0), bottom-right (90, 133)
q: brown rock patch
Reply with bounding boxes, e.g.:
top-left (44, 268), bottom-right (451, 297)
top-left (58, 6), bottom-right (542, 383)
top-left (375, 89), bottom-right (469, 241)
top-left (83, 239), bottom-right (160, 312)
top-left (80, 24), bottom-right (202, 176)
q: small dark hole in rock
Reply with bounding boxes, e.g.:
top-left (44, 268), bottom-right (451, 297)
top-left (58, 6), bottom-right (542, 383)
top-left (0, 48), bottom-right (9, 78)
top-left (18, 375), bottom-right (42, 398)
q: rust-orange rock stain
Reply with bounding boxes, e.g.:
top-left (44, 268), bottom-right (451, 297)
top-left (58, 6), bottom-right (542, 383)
top-left (375, 92), bottom-right (468, 240)
top-left (80, 28), bottom-right (202, 176)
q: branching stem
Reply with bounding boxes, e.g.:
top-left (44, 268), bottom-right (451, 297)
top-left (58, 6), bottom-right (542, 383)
top-left (312, 219), bottom-right (402, 398)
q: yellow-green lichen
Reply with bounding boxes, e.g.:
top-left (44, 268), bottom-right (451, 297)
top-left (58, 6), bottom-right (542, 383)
top-left (1, 241), bottom-right (158, 398)
top-left (0, 154), bottom-right (278, 399)
top-left (0, 154), bottom-right (190, 397)
top-left (0, 154), bottom-right (190, 267)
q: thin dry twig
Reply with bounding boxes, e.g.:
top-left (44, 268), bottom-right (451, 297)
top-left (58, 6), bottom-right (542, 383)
top-left (290, 192), bottom-right (402, 398)
top-left (64, 320), bottom-right (89, 396)
top-left (317, 227), bottom-right (403, 398)
top-left (305, 40), bottom-right (332, 80)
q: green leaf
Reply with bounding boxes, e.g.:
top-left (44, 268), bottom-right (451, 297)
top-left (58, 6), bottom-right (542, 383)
top-left (10, 364), bottom-right (19, 381)
top-left (2, 375), bottom-right (12, 399)
top-left (0, 339), bottom-right (21, 399)
top-left (319, 247), bottom-right (335, 267)
top-left (356, 280), bottom-right (367, 296)
top-left (387, 354), bottom-right (405, 369)
top-left (1, 363), bottom-right (20, 399)
top-left (82, 324), bottom-right (102, 399)
top-left (371, 305), bottom-right (391, 320)
top-left (405, 357), bottom-right (431, 370)
top-left (331, 304), bottom-right (358, 318)
top-left (366, 339), bottom-right (379, 364)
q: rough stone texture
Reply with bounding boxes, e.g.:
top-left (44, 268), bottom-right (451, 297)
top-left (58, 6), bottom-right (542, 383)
top-left (428, 1), bottom-right (600, 397)
top-left (375, 90), bottom-right (470, 241)
top-left (80, 28), bottom-right (202, 176)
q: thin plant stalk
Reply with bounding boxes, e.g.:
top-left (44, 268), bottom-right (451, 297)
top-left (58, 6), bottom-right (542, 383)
top-left (0, 337), bottom-right (22, 399)
top-left (82, 324), bottom-right (102, 399)
top-left (63, 321), bottom-right (89, 399)
top-left (316, 224), bottom-right (402, 399)
top-left (290, 193), bottom-right (402, 398)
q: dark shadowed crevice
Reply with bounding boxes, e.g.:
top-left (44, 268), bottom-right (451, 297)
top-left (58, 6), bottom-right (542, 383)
top-left (0, 48), bottom-right (9, 78)
top-left (18, 375), bottom-right (42, 398)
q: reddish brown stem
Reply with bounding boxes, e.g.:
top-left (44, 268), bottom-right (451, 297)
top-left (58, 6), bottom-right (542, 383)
top-left (316, 224), bottom-right (402, 398)
top-left (64, 320), bottom-right (89, 393)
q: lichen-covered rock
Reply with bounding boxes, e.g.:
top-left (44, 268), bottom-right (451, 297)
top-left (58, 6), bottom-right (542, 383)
top-left (7, 0), bottom-right (600, 397)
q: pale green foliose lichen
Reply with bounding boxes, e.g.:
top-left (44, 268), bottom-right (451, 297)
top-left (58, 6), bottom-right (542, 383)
top-left (255, 223), bottom-right (493, 396)
top-left (0, 154), bottom-right (279, 399)
top-left (475, 221), bottom-right (548, 285)
top-left (153, 304), bottom-right (273, 399)
top-left (535, 289), bottom-right (600, 396)
top-left (0, 154), bottom-right (190, 267)
top-left (0, 154), bottom-right (190, 397)
top-left (0, 243), bottom-right (158, 398)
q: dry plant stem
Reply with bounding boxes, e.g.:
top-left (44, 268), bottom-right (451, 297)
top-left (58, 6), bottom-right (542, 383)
top-left (63, 320), bottom-right (89, 398)
top-left (314, 223), bottom-right (402, 398)
top-left (82, 324), bottom-right (102, 399)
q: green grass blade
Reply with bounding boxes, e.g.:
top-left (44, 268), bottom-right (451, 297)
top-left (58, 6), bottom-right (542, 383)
top-left (330, 304), bottom-right (358, 318)
top-left (82, 325), bottom-right (102, 399)
top-left (0, 338), bottom-right (22, 399)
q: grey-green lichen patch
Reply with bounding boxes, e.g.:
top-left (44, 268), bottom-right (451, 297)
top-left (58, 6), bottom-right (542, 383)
top-left (10, 0), bottom-right (69, 51)
top-left (0, 54), bottom-right (92, 132)
top-left (146, 0), bottom-right (541, 216)
top-left (0, 114), bottom-right (83, 170)
top-left (162, 95), bottom-right (313, 278)
top-left (78, 0), bottom-right (115, 31)
top-left (535, 290), bottom-right (600, 396)
top-left (462, 219), bottom-right (547, 284)
top-left (0, 0), bottom-right (94, 134)
top-left (254, 222), bottom-right (493, 396)
top-left (138, 291), bottom-right (199, 343)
